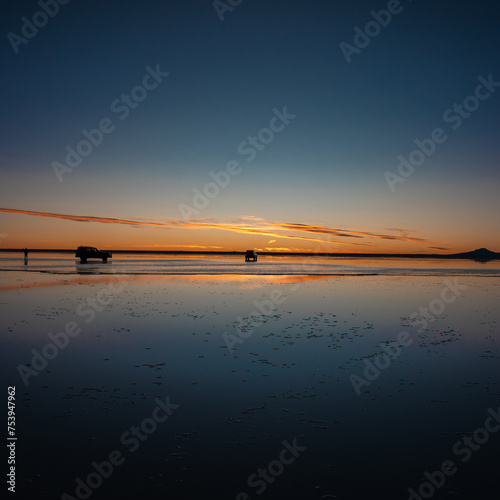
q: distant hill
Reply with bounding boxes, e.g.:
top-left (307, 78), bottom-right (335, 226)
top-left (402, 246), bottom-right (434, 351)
top-left (445, 248), bottom-right (500, 261)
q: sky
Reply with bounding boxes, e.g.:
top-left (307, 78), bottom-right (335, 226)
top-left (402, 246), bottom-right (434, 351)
top-left (1, 0), bottom-right (499, 253)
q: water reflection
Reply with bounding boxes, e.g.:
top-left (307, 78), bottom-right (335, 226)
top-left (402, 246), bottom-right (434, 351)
top-left (0, 252), bottom-right (499, 276)
top-left (1, 271), bottom-right (499, 498)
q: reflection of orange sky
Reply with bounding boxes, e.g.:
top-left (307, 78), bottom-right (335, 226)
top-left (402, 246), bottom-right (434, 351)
top-left (0, 275), bottom-right (124, 291)
top-left (0, 207), bottom-right (498, 254)
top-left (0, 271), bottom-right (372, 292)
top-left (3, 255), bottom-right (497, 294)
top-left (0, 273), bottom-right (333, 291)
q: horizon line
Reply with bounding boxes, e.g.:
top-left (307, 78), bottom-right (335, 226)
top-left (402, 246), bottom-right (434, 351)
top-left (0, 248), bottom-right (498, 258)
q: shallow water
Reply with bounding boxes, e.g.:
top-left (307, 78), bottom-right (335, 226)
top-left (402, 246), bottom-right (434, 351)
top-left (1, 252), bottom-right (500, 277)
top-left (1, 265), bottom-right (499, 498)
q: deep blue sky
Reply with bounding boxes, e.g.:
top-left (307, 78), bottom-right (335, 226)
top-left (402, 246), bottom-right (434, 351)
top-left (1, 0), bottom-right (499, 252)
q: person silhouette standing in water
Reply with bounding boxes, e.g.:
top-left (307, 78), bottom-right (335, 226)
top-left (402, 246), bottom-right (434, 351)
top-left (23, 248), bottom-right (28, 265)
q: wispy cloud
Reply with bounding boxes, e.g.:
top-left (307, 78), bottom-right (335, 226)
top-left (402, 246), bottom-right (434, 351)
top-left (0, 208), bottom-right (176, 228)
top-left (0, 207), bottom-right (427, 248)
top-left (269, 222), bottom-right (426, 242)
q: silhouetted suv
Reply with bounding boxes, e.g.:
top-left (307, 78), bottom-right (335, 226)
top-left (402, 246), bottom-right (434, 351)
top-left (245, 250), bottom-right (257, 262)
top-left (75, 246), bottom-right (112, 263)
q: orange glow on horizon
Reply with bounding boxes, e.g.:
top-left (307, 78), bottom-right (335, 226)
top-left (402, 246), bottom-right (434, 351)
top-left (0, 206), bottom-right (497, 255)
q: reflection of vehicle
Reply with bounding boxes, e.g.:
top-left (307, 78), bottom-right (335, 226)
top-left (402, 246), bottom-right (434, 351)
top-left (245, 250), bottom-right (257, 262)
top-left (75, 246), bottom-right (112, 263)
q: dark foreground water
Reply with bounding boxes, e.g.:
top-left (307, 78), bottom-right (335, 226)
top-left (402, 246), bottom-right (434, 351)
top-left (1, 257), bottom-right (499, 499)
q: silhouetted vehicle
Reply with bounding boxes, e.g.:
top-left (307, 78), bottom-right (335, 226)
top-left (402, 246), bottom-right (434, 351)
top-left (245, 250), bottom-right (257, 262)
top-left (75, 246), bottom-right (112, 263)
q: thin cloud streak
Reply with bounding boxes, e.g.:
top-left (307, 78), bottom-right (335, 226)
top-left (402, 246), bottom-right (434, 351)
top-left (269, 222), bottom-right (426, 242)
top-left (0, 207), bottom-right (425, 248)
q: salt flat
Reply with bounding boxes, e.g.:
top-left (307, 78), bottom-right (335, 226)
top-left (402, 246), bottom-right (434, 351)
top-left (1, 262), bottom-right (499, 499)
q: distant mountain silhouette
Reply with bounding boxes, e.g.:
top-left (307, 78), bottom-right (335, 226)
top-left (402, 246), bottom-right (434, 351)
top-left (446, 248), bottom-right (500, 262)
